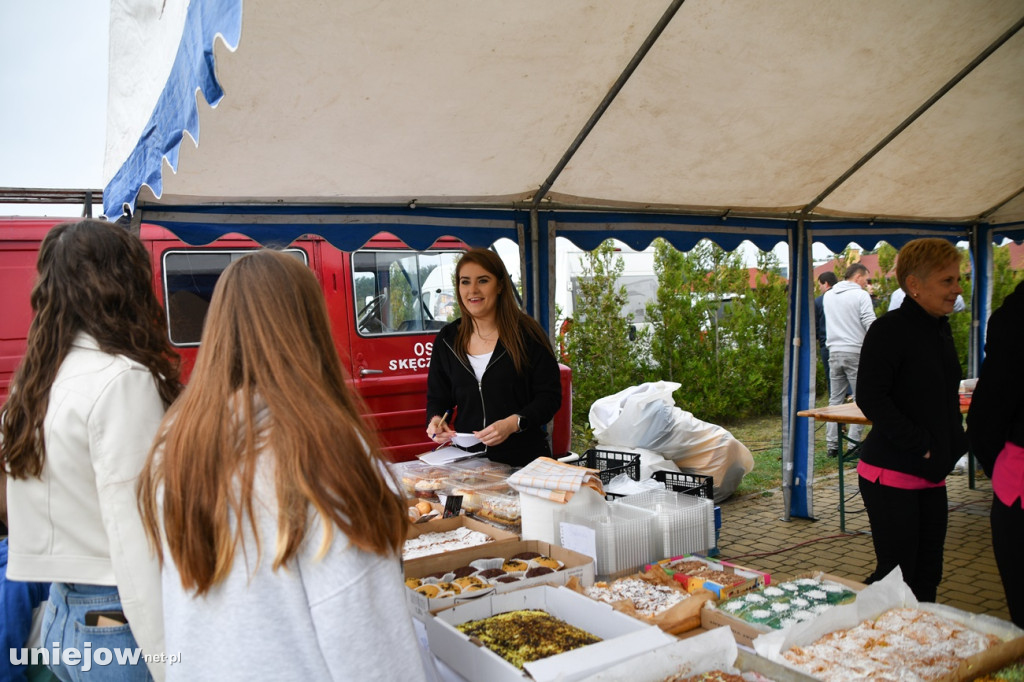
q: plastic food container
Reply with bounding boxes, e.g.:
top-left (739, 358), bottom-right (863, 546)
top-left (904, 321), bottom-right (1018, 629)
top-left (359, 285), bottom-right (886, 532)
top-left (445, 458), bottom-right (512, 480)
top-left (562, 502), bottom-right (656, 578)
top-left (396, 462), bottom-right (461, 500)
top-left (617, 490), bottom-right (716, 559)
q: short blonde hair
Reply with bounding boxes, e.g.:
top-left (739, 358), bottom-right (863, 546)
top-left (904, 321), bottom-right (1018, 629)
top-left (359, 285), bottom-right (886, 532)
top-left (896, 238), bottom-right (961, 291)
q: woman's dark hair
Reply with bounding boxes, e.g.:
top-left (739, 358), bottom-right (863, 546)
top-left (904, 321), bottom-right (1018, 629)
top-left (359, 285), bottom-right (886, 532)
top-left (1, 219), bottom-right (181, 479)
top-left (453, 248), bottom-right (554, 373)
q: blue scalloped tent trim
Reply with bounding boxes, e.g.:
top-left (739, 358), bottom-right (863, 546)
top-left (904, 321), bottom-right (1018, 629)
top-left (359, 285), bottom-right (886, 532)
top-left (104, 0), bottom-right (243, 219)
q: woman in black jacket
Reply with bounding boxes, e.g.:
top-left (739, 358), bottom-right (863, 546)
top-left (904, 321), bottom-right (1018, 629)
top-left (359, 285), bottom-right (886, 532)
top-left (967, 280), bottom-right (1024, 627)
top-left (856, 238), bottom-right (967, 601)
top-left (425, 248), bottom-right (561, 467)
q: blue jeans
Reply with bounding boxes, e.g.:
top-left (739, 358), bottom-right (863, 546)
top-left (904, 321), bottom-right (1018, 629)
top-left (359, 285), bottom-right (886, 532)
top-left (39, 583), bottom-right (152, 682)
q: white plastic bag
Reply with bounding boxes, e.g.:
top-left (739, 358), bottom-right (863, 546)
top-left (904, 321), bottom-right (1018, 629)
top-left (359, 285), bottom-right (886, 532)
top-left (649, 408), bottom-right (754, 502)
top-left (589, 382), bottom-right (754, 502)
top-left (588, 381), bottom-right (681, 448)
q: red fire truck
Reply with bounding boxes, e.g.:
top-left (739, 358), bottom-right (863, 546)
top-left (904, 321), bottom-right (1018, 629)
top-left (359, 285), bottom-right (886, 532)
top-left (0, 217), bottom-right (572, 461)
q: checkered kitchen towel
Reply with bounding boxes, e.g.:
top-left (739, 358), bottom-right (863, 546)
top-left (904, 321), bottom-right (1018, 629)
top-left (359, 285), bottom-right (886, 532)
top-left (508, 457), bottom-right (605, 503)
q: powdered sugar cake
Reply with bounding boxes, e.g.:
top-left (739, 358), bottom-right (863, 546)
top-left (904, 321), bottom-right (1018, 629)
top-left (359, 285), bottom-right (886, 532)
top-left (782, 607), bottom-right (1001, 681)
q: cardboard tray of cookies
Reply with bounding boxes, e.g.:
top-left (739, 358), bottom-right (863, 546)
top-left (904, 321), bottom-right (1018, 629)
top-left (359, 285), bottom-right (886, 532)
top-left (404, 539), bottom-right (595, 621)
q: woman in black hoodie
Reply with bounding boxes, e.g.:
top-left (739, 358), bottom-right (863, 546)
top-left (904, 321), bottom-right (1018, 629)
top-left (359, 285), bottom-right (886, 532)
top-left (425, 248), bottom-right (561, 467)
top-left (967, 280), bottom-right (1024, 627)
top-left (856, 238), bottom-right (967, 601)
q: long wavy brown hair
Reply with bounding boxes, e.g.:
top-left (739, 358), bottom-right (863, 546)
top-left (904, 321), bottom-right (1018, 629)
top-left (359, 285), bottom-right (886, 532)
top-left (1, 219), bottom-right (181, 479)
top-left (453, 248), bottom-right (553, 373)
top-left (138, 249), bottom-right (408, 595)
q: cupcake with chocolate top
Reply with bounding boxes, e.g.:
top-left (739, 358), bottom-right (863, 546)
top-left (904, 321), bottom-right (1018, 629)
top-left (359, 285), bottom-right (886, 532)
top-left (477, 568), bottom-right (506, 580)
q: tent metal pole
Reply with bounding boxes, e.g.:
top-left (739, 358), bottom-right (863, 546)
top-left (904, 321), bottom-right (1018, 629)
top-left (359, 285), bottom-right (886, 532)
top-left (530, 208), bottom-right (541, 319)
top-left (530, 0), bottom-right (686, 207)
top-left (782, 221), bottom-right (805, 521)
top-left (547, 218), bottom-right (558, 343)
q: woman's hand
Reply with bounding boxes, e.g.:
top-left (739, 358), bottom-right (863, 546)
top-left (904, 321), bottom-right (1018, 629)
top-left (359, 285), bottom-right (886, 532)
top-left (473, 415), bottom-right (519, 448)
top-left (427, 414), bottom-right (455, 445)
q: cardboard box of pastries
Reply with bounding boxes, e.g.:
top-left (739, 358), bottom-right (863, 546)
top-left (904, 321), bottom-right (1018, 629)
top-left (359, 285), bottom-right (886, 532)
top-left (751, 569), bottom-right (1024, 682)
top-left (652, 554), bottom-right (768, 600)
top-left (424, 584), bottom-right (675, 682)
top-left (404, 515), bottom-right (518, 563)
top-left (577, 625), bottom-right (819, 682)
top-left (701, 571), bottom-right (866, 648)
top-left (404, 540), bottom-right (595, 621)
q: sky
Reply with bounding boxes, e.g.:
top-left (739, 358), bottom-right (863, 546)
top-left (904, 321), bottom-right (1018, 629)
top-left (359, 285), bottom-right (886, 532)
top-left (0, 1), bottom-right (109, 217)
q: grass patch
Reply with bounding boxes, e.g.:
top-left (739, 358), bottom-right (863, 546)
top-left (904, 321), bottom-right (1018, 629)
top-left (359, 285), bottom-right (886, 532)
top-left (721, 411), bottom-right (839, 497)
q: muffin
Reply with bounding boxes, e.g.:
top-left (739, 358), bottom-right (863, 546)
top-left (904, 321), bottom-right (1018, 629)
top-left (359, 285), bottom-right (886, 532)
top-left (533, 556), bottom-right (561, 571)
top-left (454, 576), bottom-right (486, 590)
top-left (436, 581), bottom-right (462, 595)
top-left (501, 559), bottom-right (529, 573)
top-left (415, 584), bottom-right (441, 598)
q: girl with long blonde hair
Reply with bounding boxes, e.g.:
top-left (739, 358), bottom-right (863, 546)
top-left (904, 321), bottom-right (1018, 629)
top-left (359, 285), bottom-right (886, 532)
top-left (138, 250), bottom-right (426, 681)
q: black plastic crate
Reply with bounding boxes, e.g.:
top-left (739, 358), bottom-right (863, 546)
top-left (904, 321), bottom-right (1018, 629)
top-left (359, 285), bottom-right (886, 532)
top-left (570, 448), bottom-right (641, 485)
top-left (653, 470), bottom-right (714, 500)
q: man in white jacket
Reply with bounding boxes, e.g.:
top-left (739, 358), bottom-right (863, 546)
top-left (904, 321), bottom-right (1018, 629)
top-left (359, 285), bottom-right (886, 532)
top-left (823, 263), bottom-right (877, 456)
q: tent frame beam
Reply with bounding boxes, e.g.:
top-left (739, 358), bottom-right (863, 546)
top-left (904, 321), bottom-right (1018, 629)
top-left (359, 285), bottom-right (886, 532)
top-left (800, 13), bottom-right (1024, 217)
top-left (530, 0), bottom-right (686, 208)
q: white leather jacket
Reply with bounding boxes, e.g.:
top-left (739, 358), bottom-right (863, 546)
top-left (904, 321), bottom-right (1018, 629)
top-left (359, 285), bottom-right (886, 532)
top-left (6, 333), bottom-right (167, 679)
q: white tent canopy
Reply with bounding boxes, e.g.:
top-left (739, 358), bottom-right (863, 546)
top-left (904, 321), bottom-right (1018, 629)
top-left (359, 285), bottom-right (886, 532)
top-left (103, 0), bottom-right (1024, 521)
top-left (104, 0), bottom-right (1024, 223)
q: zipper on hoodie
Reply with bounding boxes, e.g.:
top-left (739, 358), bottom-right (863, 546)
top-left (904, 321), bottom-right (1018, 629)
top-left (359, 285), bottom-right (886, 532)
top-left (444, 338), bottom-right (508, 452)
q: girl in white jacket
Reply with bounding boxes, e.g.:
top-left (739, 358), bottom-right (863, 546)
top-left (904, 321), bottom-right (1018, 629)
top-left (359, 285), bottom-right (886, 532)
top-left (2, 219), bottom-right (182, 681)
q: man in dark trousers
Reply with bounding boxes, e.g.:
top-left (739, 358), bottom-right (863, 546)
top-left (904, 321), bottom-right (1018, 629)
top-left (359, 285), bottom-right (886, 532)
top-left (814, 271), bottom-right (838, 397)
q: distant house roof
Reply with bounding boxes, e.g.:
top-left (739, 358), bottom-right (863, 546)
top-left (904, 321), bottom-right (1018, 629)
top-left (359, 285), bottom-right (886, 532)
top-left (745, 267), bottom-right (788, 289)
top-left (1010, 241), bottom-right (1024, 270)
top-left (812, 253), bottom-right (890, 282)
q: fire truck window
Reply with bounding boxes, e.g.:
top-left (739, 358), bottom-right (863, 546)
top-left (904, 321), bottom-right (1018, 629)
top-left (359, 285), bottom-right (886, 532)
top-left (163, 249), bottom-right (306, 346)
top-left (352, 250), bottom-right (460, 336)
